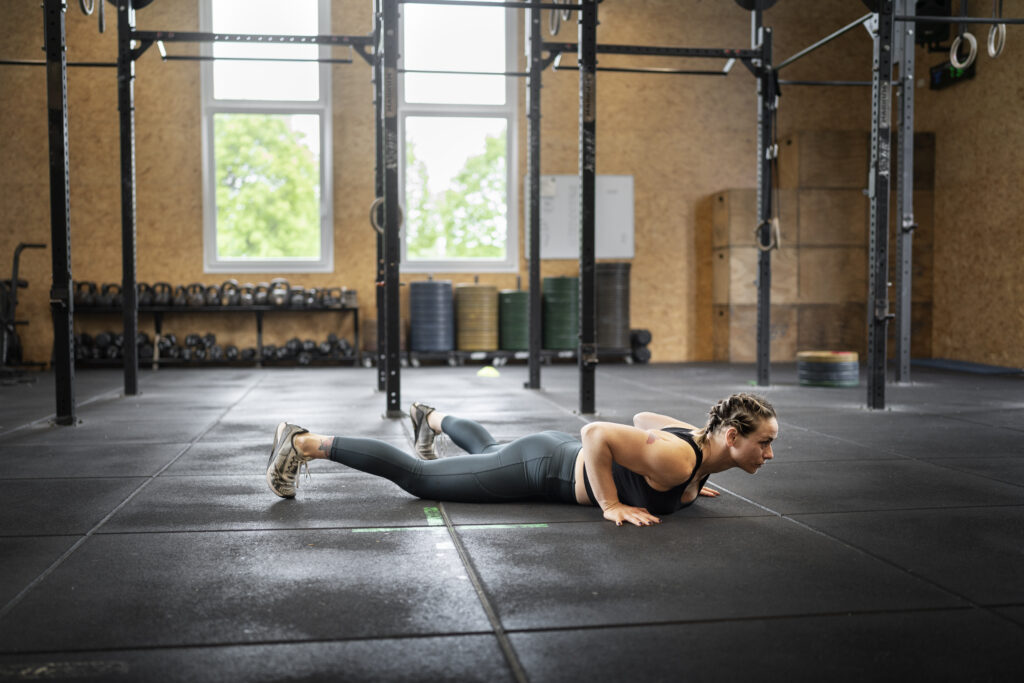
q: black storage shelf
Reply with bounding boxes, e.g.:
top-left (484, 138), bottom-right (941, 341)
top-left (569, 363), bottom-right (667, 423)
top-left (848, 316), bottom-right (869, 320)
top-left (74, 304), bottom-right (359, 368)
top-left (399, 347), bottom-right (633, 368)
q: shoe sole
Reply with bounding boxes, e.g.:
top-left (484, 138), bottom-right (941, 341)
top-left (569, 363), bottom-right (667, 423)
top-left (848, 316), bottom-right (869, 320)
top-left (267, 421), bottom-right (294, 498)
top-left (410, 403), bottom-right (438, 460)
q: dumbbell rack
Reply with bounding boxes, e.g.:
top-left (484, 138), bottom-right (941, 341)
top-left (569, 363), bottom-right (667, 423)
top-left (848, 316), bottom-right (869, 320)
top-left (74, 304), bottom-right (359, 368)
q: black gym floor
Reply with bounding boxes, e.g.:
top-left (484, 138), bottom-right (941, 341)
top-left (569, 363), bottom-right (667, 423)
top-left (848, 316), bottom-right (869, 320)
top-left (1, 363), bottom-right (1022, 681)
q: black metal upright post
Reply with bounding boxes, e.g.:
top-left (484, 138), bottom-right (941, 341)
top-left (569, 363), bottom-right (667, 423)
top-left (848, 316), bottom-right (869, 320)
top-left (894, 0), bottom-right (916, 384)
top-left (117, 0), bottom-right (139, 396)
top-left (526, 0), bottom-right (542, 390)
top-left (43, 0), bottom-right (76, 425)
top-left (381, 0), bottom-right (402, 417)
top-left (577, 0), bottom-right (597, 415)
top-left (754, 15), bottom-right (774, 387)
top-left (372, 0), bottom-right (386, 392)
top-left (867, 2), bottom-right (895, 409)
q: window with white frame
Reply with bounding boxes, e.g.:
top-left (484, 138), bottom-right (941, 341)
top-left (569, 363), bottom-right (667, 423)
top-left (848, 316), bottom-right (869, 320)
top-left (400, 0), bottom-right (518, 272)
top-left (200, 0), bottom-right (332, 273)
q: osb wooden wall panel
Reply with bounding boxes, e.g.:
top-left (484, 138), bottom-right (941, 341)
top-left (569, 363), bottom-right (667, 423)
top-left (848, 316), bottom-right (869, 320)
top-left (913, 13), bottom-right (1024, 367)
top-left (8, 1), bottom-right (986, 367)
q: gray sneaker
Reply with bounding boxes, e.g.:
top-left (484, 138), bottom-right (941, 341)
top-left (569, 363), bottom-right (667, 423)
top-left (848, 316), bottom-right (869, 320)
top-left (409, 402), bottom-right (438, 460)
top-left (266, 422), bottom-right (311, 498)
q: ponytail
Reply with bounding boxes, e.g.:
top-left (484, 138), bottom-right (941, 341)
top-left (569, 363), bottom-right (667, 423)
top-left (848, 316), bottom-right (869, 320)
top-left (694, 393), bottom-right (776, 448)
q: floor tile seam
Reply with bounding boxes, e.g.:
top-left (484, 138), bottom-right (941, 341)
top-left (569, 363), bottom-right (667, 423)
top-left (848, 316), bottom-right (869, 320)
top-left (0, 630), bottom-right (506, 658)
top-left (711, 484), bottom-right (1003, 616)
top-left (498, 605), bottom-right (989, 635)
top-left (0, 373), bottom-right (268, 623)
top-left (922, 460), bottom-right (1024, 490)
top-left (784, 502), bottom-right (1024, 519)
top-left (437, 502), bottom-right (528, 683)
top-left (939, 412), bottom-right (1024, 435)
top-left (0, 385), bottom-right (124, 439)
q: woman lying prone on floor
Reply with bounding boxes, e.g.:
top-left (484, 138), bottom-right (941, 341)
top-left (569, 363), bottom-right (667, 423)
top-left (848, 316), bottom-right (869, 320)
top-left (266, 392), bottom-right (778, 527)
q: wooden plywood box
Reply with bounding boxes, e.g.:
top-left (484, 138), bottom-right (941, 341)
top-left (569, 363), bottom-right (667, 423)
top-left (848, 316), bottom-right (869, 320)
top-left (713, 304), bottom-right (797, 363)
top-left (798, 189), bottom-right (868, 246)
top-left (797, 303), bottom-right (867, 355)
top-left (778, 131), bottom-right (869, 190)
top-left (798, 247), bottom-right (867, 304)
top-left (712, 189), bottom-right (796, 249)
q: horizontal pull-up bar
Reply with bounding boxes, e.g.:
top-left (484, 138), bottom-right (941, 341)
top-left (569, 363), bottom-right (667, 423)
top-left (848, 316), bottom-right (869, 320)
top-left (0, 59), bottom-right (116, 68)
top-left (132, 30), bottom-right (375, 47)
top-left (399, 0), bottom-right (582, 8)
top-left (779, 79), bottom-right (898, 87)
top-left (399, 68), bottom-right (529, 77)
top-left (159, 54), bottom-right (354, 65)
top-left (554, 64), bottom-right (731, 76)
top-left (895, 14), bottom-right (1024, 24)
top-left (775, 12), bottom-right (872, 71)
top-left (543, 41), bottom-right (759, 60)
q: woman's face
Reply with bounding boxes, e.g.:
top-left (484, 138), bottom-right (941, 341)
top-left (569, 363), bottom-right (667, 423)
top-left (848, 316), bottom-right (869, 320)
top-left (729, 417), bottom-right (778, 474)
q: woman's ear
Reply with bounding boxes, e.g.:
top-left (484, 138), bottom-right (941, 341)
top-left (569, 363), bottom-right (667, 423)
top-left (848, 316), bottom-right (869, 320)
top-left (725, 427), bottom-right (738, 447)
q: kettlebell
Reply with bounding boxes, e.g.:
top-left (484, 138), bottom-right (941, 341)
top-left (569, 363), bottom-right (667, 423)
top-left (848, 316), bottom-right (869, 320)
top-left (172, 285), bottom-right (188, 307)
top-left (239, 283), bottom-right (255, 307)
top-left (137, 282), bottom-right (154, 307)
top-left (204, 284), bottom-right (221, 306)
top-left (269, 278), bottom-right (290, 307)
top-left (254, 282), bottom-right (270, 306)
top-left (74, 281), bottom-right (97, 307)
top-left (186, 283), bottom-right (205, 307)
top-left (220, 279), bottom-right (241, 306)
top-left (289, 286), bottom-right (307, 308)
top-left (153, 282), bottom-right (173, 306)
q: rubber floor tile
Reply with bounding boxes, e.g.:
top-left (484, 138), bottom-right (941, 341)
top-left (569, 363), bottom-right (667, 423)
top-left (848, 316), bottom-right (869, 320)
top-left (511, 608), bottom-right (1024, 682)
top-left (459, 518), bottom-right (962, 631)
top-left (792, 505), bottom-right (1024, 605)
top-left (0, 529), bottom-right (490, 652)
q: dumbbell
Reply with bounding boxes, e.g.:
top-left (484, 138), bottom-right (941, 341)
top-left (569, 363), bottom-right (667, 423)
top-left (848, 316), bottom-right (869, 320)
top-left (302, 339), bottom-right (316, 353)
top-left (275, 346), bottom-right (290, 361)
top-left (184, 333), bottom-right (202, 348)
top-left (338, 338), bottom-right (354, 357)
top-left (202, 333), bottom-right (217, 349)
top-left (224, 345), bottom-right (239, 361)
top-left (181, 347), bottom-right (193, 362)
top-left (208, 344), bottom-right (224, 361)
top-left (297, 351), bottom-right (313, 366)
top-left (285, 337), bottom-right (302, 357)
top-left (261, 345), bottom-right (276, 361)
top-left (240, 347), bottom-right (257, 361)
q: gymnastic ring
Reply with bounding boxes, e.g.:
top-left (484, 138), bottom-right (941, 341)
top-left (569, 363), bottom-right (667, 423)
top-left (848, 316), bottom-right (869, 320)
top-left (368, 197), bottom-right (403, 235)
top-left (548, 8), bottom-right (561, 36)
top-left (988, 23), bottom-right (1006, 58)
top-left (950, 32), bottom-right (977, 69)
top-left (79, 0), bottom-right (95, 15)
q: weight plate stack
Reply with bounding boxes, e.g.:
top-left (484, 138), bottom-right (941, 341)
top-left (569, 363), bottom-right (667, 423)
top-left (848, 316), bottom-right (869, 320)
top-left (543, 276), bottom-right (578, 350)
top-left (455, 284), bottom-right (498, 351)
top-left (410, 280), bottom-right (454, 352)
top-left (797, 350), bottom-right (860, 387)
top-left (499, 289), bottom-right (529, 351)
top-left (596, 262), bottom-right (630, 350)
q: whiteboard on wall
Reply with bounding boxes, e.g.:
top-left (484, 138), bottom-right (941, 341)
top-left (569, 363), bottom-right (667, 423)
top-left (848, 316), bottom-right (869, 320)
top-left (526, 174), bottom-right (634, 259)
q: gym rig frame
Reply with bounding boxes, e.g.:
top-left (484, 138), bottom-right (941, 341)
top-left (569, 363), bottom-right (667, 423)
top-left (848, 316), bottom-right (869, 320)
top-left (37, 0), bottom-right (998, 423)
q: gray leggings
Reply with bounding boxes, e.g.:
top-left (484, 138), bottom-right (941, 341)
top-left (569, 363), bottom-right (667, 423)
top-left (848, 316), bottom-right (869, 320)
top-left (329, 416), bottom-right (581, 504)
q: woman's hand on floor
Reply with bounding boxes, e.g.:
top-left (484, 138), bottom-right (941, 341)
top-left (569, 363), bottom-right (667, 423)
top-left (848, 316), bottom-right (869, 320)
top-left (602, 502), bottom-right (661, 527)
top-left (699, 487), bottom-right (720, 497)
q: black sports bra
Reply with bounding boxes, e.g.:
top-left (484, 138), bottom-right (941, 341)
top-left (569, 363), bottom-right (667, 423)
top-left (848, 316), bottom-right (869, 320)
top-left (582, 427), bottom-right (709, 515)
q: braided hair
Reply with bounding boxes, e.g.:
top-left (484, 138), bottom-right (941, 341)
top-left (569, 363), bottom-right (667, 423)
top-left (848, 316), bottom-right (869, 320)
top-left (694, 393), bottom-right (776, 448)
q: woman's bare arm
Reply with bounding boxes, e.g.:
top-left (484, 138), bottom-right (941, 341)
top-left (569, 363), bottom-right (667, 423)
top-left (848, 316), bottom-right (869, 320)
top-left (580, 421), bottom-right (695, 527)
